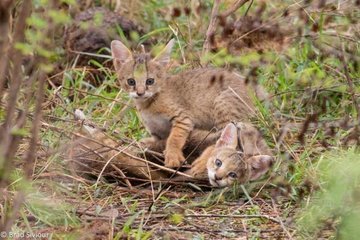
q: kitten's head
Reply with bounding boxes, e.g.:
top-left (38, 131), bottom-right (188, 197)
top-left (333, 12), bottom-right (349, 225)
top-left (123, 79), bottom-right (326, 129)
top-left (111, 39), bottom-right (174, 100)
top-left (206, 123), bottom-right (274, 187)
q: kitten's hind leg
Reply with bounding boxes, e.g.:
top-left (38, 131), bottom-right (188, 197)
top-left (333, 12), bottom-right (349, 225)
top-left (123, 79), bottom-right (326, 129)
top-left (187, 129), bottom-right (222, 148)
top-left (213, 87), bottom-right (255, 128)
top-left (140, 136), bottom-right (166, 153)
top-left (71, 110), bottom-right (165, 180)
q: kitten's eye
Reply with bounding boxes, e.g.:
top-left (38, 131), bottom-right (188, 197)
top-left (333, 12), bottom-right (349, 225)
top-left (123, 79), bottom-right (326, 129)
top-left (127, 78), bottom-right (136, 86)
top-left (215, 159), bottom-right (222, 168)
top-left (228, 172), bottom-right (237, 178)
top-left (146, 78), bottom-right (155, 85)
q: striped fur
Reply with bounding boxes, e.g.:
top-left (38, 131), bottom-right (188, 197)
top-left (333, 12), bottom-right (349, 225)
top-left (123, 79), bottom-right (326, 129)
top-left (112, 39), bottom-right (257, 168)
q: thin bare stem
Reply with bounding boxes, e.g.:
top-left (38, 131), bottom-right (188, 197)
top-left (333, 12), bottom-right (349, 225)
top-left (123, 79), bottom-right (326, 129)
top-left (220, 0), bottom-right (250, 18)
top-left (0, 0), bottom-right (13, 94)
top-left (0, 0), bottom-right (32, 186)
top-left (202, 0), bottom-right (221, 56)
top-left (340, 43), bottom-right (360, 123)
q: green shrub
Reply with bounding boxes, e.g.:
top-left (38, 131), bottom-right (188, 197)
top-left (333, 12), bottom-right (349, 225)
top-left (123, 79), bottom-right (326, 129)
top-left (297, 148), bottom-right (360, 239)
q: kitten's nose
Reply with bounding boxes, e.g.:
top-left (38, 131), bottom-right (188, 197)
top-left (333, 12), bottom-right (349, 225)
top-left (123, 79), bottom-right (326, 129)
top-left (136, 87), bottom-right (145, 96)
top-left (214, 174), bottom-right (222, 181)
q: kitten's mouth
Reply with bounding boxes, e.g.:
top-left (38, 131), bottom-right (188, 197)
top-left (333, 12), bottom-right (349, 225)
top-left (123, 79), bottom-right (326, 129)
top-left (210, 178), bottom-right (230, 187)
top-left (130, 92), bottom-right (154, 100)
top-left (133, 96), bottom-right (149, 99)
top-left (209, 179), bottom-right (219, 187)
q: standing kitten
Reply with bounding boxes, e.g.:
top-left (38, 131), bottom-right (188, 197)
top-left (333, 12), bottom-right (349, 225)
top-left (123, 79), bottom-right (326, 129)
top-left (190, 122), bottom-right (274, 187)
top-left (111, 39), bottom-right (255, 168)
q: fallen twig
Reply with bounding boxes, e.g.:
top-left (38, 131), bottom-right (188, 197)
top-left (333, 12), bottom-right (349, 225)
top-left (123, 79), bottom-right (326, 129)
top-left (184, 213), bottom-right (280, 224)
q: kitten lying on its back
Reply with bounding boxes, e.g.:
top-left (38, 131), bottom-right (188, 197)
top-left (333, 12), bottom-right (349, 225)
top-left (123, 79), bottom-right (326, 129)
top-left (111, 39), bottom-right (255, 168)
top-left (190, 122), bottom-right (274, 187)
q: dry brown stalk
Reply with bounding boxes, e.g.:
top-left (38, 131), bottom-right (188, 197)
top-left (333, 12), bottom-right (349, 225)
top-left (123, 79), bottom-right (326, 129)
top-left (220, 0), bottom-right (250, 18)
top-left (271, 198), bottom-right (294, 239)
top-left (0, 1), bottom-right (32, 101)
top-left (0, 0), bottom-right (14, 97)
top-left (202, 0), bottom-right (251, 57)
top-left (0, 0), bottom-right (63, 234)
top-left (340, 44), bottom-right (360, 124)
top-left (0, 0), bottom-right (32, 187)
top-left (23, 71), bottom-right (47, 178)
top-left (110, 164), bottom-right (133, 189)
top-left (202, 0), bottom-right (221, 56)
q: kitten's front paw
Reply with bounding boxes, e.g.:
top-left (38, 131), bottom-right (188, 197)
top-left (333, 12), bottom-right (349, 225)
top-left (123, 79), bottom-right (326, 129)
top-left (190, 158), bottom-right (208, 178)
top-left (164, 150), bottom-right (185, 168)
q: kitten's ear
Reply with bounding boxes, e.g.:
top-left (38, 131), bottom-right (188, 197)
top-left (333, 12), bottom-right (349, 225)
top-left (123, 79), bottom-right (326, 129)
top-left (247, 155), bottom-right (274, 180)
top-left (215, 123), bottom-right (238, 149)
top-left (111, 40), bottom-right (133, 71)
top-left (153, 39), bottom-right (175, 66)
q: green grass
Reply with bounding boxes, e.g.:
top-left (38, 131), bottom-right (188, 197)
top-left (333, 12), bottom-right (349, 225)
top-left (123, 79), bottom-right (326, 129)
top-left (297, 149), bottom-right (360, 239)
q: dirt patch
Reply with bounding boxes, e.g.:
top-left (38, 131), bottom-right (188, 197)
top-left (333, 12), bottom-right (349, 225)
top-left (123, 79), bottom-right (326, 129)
top-left (64, 7), bottom-right (145, 67)
top-left (212, 3), bottom-right (293, 54)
